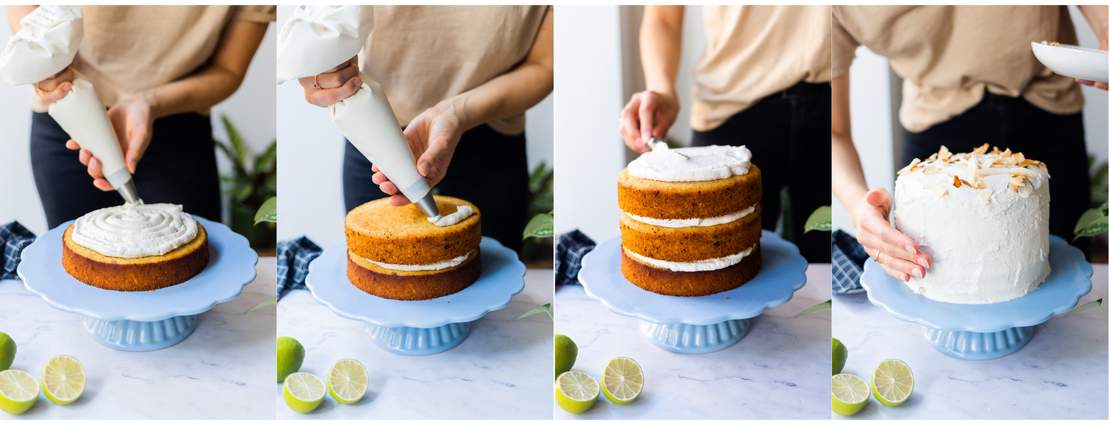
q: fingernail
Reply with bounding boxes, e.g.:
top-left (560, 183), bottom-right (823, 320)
top-left (916, 256), bottom-right (930, 269)
top-left (902, 273), bottom-right (911, 282)
top-left (912, 268), bottom-right (924, 279)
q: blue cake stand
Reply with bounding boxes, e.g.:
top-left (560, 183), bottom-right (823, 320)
top-left (305, 237), bottom-right (525, 356)
top-left (860, 236), bottom-right (1093, 360)
top-left (579, 230), bottom-right (808, 354)
top-left (17, 217), bottom-right (258, 351)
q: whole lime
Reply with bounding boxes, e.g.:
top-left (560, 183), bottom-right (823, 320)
top-left (554, 334), bottom-right (577, 379)
top-left (0, 332), bottom-right (14, 371)
top-left (277, 336), bottom-right (305, 383)
top-left (832, 338), bottom-right (847, 375)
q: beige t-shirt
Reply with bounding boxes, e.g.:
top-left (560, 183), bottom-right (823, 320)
top-left (692, 5), bottom-right (832, 131)
top-left (360, 6), bottom-right (549, 135)
top-left (32, 5), bottom-right (276, 113)
top-left (832, 6), bottom-right (1083, 132)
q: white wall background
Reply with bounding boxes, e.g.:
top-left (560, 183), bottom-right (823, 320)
top-left (832, 5), bottom-right (1109, 233)
top-left (0, 7), bottom-right (277, 234)
top-left (275, 6), bottom-right (554, 247)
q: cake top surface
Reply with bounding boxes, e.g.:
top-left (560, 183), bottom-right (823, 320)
top-left (626, 144), bottom-right (752, 182)
top-left (346, 195), bottom-right (479, 236)
top-left (71, 203), bottom-right (199, 258)
top-left (896, 144), bottom-right (1050, 197)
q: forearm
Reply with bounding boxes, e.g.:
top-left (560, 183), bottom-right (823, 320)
top-left (1079, 5), bottom-right (1108, 48)
top-left (830, 75), bottom-right (869, 214)
top-left (7, 6), bottom-right (36, 32)
top-left (639, 6), bottom-right (683, 95)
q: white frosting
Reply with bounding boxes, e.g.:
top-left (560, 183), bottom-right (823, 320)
top-left (623, 204), bottom-right (756, 228)
top-left (366, 251), bottom-right (472, 272)
top-left (893, 145), bottom-right (1051, 304)
top-left (624, 245), bottom-right (756, 272)
top-left (275, 5), bottom-right (372, 82)
top-left (72, 203), bottom-right (198, 258)
top-left (428, 205), bottom-right (474, 227)
top-left (627, 145), bottom-right (752, 182)
top-left (0, 6), bottom-right (82, 86)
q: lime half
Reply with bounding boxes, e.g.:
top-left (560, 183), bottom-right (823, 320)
top-left (832, 373), bottom-right (869, 416)
top-left (832, 338), bottom-right (847, 375)
top-left (555, 370), bottom-right (598, 414)
top-left (871, 359), bottom-right (913, 407)
top-left (328, 359), bottom-right (368, 405)
top-left (42, 355), bottom-right (85, 405)
top-left (283, 372), bottom-right (326, 414)
top-left (601, 357), bottom-right (643, 405)
top-left (0, 369), bottom-right (38, 415)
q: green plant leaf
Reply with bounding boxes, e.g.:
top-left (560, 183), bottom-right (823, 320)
top-left (214, 140), bottom-right (248, 178)
top-left (793, 299), bottom-right (831, 318)
top-left (245, 298), bottom-right (276, 314)
top-left (221, 114), bottom-right (250, 171)
top-left (804, 205), bottom-right (832, 233)
top-left (1070, 298), bottom-right (1104, 315)
top-left (255, 196), bottom-right (277, 224)
top-left (516, 303), bottom-right (552, 320)
top-left (522, 212), bottom-right (554, 240)
top-left (254, 140), bottom-right (277, 174)
top-left (1073, 203), bottom-right (1108, 240)
top-left (233, 182), bottom-right (254, 202)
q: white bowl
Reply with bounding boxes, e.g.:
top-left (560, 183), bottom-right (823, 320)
top-left (1031, 41), bottom-right (1108, 82)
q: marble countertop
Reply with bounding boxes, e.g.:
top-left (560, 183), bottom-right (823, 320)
top-left (276, 268), bottom-right (554, 420)
top-left (834, 265), bottom-right (1108, 420)
top-left (554, 264), bottom-right (831, 420)
top-left (0, 257), bottom-right (275, 420)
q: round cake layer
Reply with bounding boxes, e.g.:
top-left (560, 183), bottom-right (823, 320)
top-left (620, 246), bottom-right (761, 296)
top-left (62, 223), bottom-right (209, 291)
top-left (345, 195), bottom-right (481, 265)
top-left (347, 249), bottom-right (482, 300)
top-left (617, 165), bottom-right (762, 220)
top-left (619, 205), bottom-right (761, 262)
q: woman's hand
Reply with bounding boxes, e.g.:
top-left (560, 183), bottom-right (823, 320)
top-left (853, 188), bottom-right (932, 282)
top-left (298, 57), bottom-right (362, 107)
top-left (64, 97), bottom-right (153, 191)
top-left (34, 65), bottom-right (75, 104)
top-left (619, 90), bottom-right (679, 153)
top-left (371, 101), bottom-right (463, 206)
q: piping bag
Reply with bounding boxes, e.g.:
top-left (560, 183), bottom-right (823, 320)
top-left (0, 6), bottom-right (141, 205)
top-left (276, 5), bottom-right (440, 220)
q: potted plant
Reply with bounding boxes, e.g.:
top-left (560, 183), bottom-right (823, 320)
top-left (214, 115), bottom-right (277, 252)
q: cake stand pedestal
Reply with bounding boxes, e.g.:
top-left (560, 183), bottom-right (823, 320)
top-left (306, 237), bottom-right (525, 356)
top-left (860, 236), bottom-right (1092, 360)
top-left (578, 231), bottom-right (808, 354)
top-left (17, 217), bottom-right (258, 351)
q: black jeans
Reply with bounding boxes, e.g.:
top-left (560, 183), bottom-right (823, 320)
top-left (343, 124), bottom-right (530, 253)
top-left (903, 93), bottom-right (1090, 242)
top-left (692, 82), bottom-right (832, 263)
top-left (30, 112), bottom-right (222, 228)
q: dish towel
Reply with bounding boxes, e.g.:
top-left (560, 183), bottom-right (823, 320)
top-left (832, 229), bottom-right (868, 295)
top-left (556, 230), bottom-right (595, 287)
top-left (1, 221), bottom-right (35, 280)
top-left (276, 236), bottom-right (321, 300)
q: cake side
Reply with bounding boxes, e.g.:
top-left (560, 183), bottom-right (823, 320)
top-left (62, 223), bottom-right (209, 291)
top-left (621, 246), bottom-right (761, 296)
top-left (347, 249), bottom-right (482, 300)
top-left (346, 196), bottom-right (481, 264)
top-left (619, 205), bottom-right (761, 262)
top-left (617, 165), bottom-right (762, 219)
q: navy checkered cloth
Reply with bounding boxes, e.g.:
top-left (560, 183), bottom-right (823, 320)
top-left (1, 222), bottom-right (35, 280)
top-left (276, 236), bottom-right (322, 300)
top-left (832, 230), bottom-right (868, 295)
top-left (556, 230), bottom-right (595, 287)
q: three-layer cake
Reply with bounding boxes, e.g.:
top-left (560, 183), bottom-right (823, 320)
top-left (617, 145), bottom-right (763, 296)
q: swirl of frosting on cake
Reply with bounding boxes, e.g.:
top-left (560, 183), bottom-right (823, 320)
top-left (72, 203), bottom-right (199, 258)
top-left (428, 205), bottom-right (474, 227)
top-left (627, 145), bottom-right (752, 182)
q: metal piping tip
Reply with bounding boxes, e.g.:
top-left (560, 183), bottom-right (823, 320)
top-left (117, 180), bottom-right (143, 205)
top-left (415, 194), bottom-right (440, 220)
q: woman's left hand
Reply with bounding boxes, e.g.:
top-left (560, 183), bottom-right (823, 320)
top-left (65, 97), bottom-right (154, 191)
top-left (371, 101), bottom-right (464, 206)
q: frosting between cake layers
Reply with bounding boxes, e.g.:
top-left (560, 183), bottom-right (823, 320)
top-left (72, 203), bottom-right (198, 258)
top-left (627, 145), bottom-right (752, 182)
top-left (365, 250), bottom-right (472, 272)
top-left (893, 144), bottom-right (1051, 304)
top-left (428, 205), bottom-right (474, 227)
top-left (623, 204), bottom-right (756, 228)
top-left (624, 244), bottom-right (756, 272)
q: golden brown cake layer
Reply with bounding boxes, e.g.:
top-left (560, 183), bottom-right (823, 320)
top-left (620, 245), bottom-right (761, 296)
top-left (347, 249), bottom-right (482, 300)
top-left (346, 196), bottom-right (481, 265)
top-left (62, 223), bottom-right (209, 291)
top-left (617, 165), bottom-right (762, 219)
top-left (620, 204), bottom-right (761, 262)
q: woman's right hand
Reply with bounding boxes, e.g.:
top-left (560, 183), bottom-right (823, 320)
top-left (619, 89), bottom-right (679, 153)
top-left (34, 65), bottom-right (75, 104)
top-left (298, 57), bottom-right (362, 107)
top-left (853, 188), bottom-right (932, 282)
